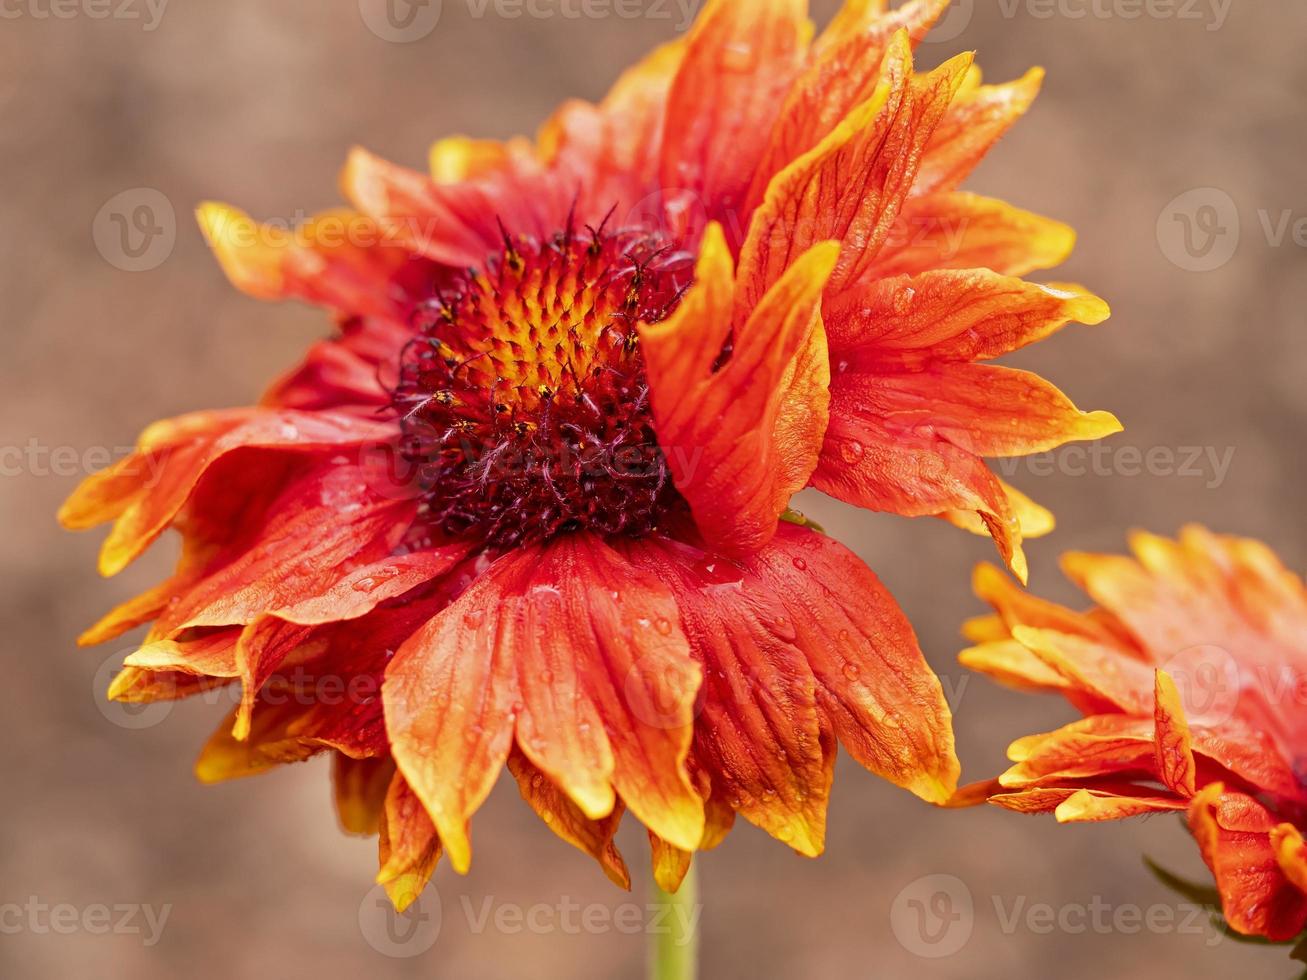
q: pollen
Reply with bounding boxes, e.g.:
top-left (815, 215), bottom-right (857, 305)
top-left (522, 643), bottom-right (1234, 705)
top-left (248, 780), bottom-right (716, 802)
top-left (393, 218), bottom-right (696, 548)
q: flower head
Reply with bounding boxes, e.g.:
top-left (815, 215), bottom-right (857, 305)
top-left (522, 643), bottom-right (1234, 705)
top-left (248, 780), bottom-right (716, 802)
top-left (63, 0), bottom-right (1114, 905)
top-left (962, 526), bottom-right (1307, 941)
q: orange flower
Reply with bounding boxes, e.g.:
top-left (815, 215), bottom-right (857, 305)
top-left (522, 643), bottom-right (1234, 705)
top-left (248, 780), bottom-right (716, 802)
top-left (62, 0), bottom-right (1114, 906)
top-left (962, 526), bottom-right (1307, 941)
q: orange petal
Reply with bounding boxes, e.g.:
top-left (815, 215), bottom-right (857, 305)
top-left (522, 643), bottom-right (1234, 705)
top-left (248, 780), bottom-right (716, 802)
top-left (1188, 785), bottom-right (1307, 940)
top-left (507, 750), bottom-right (631, 890)
top-left (648, 833), bottom-right (694, 894)
top-left (1054, 788), bottom-right (1186, 822)
top-left (619, 534), bottom-right (833, 856)
top-left (1271, 824), bottom-right (1307, 895)
top-left (157, 465), bottom-right (417, 634)
top-left (61, 409), bottom-right (394, 577)
top-left (971, 561), bottom-right (1116, 642)
top-left (265, 546), bottom-right (469, 627)
top-left (814, 376), bottom-right (1029, 579)
top-left (341, 147), bottom-right (517, 267)
top-left (659, 0), bottom-right (811, 232)
top-left (958, 639), bottom-right (1072, 694)
top-left (1009, 625), bottom-right (1155, 714)
top-left (870, 191), bottom-right (1076, 279)
top-left (829, 362), bottom-right (1121, 460)
top-left (385, 535), bottom-right (706, 872)
top-left (118, 630), bottom-right (241, 685)
top-left (382, 551), bottom-right (524, 874)
top-left (1153, 671), bottom-right (1197, 797)
top-left (333, 754), bottom-right (395, 836)
top-left (509, 535), bottom-right (704, 848)
top-left (988, 783), bottom-right (1184, 817)
top-left (377, 772), bottom-right (443, 913)
top-left (748, 0), bottom-right (951, 210)
top-left (196, 203), bottom-right (414, 320)
top-left (998, 715), bottom-right (1157, 790)
top-left (642, 227), bottom-right (838, 556)
top-left (748, 523), bottom-right (960, 803)
top-left (823, 269), bottom-right (1109, 365)
top-left (738, 36), bottom-right (972, 307)
top-left (916, 67), bottom-right (1045, 195)
top-left (193, 702), bottom-right (321, 783)
top-left (941, 480), bottom-right (1054, 545)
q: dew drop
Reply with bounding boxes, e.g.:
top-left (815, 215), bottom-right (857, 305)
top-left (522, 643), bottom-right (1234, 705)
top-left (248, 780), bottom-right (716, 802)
top-left (791, 557), bottom-right (807, 571)
top-left (840, 440), bottom-right (865, 464)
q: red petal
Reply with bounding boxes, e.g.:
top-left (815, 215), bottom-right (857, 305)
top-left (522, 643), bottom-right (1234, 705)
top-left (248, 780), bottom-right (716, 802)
top-left (748, 0), bottom-right (951, 211)
top-left (507, 750), bottom-right (631, 890)
top-left (642, 226), bottom-right (837, 555)
top-left (737, 36), bottom-right (971, 308)
top-left (659, 0), bottom-right (810, 235)
top-left (823, 269), bottom-right (1109, 365)
top-left (384, 535), bottom-right (704, 872)
top-left (618, 534), bottom-right (834, 855)
top-left (747, 523), bottom-right (959, 802)
top-left (1188, 785), bottom-right (1307, 940)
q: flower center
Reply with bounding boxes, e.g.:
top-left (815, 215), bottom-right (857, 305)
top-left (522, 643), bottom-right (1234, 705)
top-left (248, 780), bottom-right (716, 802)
top-left (394, 221), bottom-right (695, 549)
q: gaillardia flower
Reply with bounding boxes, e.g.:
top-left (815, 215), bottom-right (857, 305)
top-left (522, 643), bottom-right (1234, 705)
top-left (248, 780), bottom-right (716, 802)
top-left (961, 527), bottom-right (1307, 941)
top-left (62, 0), bottom-right (1116, 904)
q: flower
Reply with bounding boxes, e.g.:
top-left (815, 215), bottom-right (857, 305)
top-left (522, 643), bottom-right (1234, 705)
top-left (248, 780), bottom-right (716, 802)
top-left (62, 0), bottom-right (1115, 905)
top-left (961, 526), bottom-right (1307, 941)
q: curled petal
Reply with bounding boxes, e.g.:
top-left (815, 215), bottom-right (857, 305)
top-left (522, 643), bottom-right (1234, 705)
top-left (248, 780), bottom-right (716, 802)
top-left (507, 751), bottom-right (631, 890)
top-left (197, 203), bottom-right (417, 320)
top-left (1188, 785), bottom-right (1307, 940)
top-left (377, 773), bottom-right (442, 913)
top-left (738, 36), bottom-right (972, 308)
top-left (642, 227), bottom-right (838, 555)
top-left (870, 192), bottom-right (1076, 279)
top-left (333, 755), bottom-right (395, 836)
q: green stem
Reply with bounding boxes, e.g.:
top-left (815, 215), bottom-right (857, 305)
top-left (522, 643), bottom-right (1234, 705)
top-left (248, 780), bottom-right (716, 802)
top-left (649, 863), bottom-right (699, 980)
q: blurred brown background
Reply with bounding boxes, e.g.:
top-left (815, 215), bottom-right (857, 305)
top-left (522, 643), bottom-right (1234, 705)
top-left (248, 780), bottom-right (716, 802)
top-left (3, 0), bottom-right (1305, 977)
